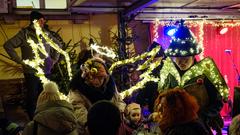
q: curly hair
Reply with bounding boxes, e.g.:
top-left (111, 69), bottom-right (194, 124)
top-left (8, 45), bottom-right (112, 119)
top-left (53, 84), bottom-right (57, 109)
top-left (229, 114), bottom-right (240, 135)
top-left (154, 88), bottom-right (199, 132)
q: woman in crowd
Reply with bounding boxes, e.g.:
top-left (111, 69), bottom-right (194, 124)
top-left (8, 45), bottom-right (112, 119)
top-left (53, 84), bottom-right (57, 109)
top-left (68, 57), bottom-right (125, 134)
top-left (153, 88), bottom-right (209, 135)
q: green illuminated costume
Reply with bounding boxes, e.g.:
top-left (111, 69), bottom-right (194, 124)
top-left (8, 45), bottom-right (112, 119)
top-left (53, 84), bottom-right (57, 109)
top-left (158, 23), bottom-right (228, 135)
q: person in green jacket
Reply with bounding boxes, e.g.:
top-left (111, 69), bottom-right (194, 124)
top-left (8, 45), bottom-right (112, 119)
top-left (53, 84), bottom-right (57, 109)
top-left (158, 22), bottom-right (228, 135)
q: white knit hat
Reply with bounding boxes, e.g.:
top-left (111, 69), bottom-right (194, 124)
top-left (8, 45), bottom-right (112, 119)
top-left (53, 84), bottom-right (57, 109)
top-left (37, 81), bottom-right (60, 107)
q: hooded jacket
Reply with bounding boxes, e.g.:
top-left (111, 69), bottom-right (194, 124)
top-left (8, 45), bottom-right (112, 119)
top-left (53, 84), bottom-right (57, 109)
top-left (23, 100), bottom-right (78, 135)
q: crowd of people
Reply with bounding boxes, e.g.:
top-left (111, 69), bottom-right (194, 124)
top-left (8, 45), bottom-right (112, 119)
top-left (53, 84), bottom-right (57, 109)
top-left (1, 10), bottom-right (239, 135)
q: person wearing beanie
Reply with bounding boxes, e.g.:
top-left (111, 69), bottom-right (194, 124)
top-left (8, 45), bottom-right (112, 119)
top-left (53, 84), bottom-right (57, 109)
top-left (3, 10), bottom-right (64, 120)
top-left (23, 81), bottom-right (78, 135)
top-left (68, 57), bottom-right (126, 134)
top-left (36, 81), bottom-right (60, 107)
top-left (29, 11), bottom-right (44, 24)
top-left (157, 21), bottom-right (228, 135)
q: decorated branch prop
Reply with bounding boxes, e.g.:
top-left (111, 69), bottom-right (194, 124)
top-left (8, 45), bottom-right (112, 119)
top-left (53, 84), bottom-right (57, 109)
top-left (108, 46), bottom-right (162, 99)
top-left (23, 20), bottom-right (72, 84)
top-left (109, 46), bottom-right (161, 74)
top-left (119, 57), bottom-right (162, 99)
top-left (90, 43), bottom-right (117, 59)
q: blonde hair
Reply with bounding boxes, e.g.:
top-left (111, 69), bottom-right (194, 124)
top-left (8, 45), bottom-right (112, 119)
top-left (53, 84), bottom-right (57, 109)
top-left (125, 103), bottom-right (141, 116)
top-left (37, 81), bottom-right (60, 107)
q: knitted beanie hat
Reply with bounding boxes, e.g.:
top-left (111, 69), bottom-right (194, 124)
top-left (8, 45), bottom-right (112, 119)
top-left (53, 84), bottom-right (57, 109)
top-left (37, 81), bottom-right (60, 107)
top-left (30, 11), bottom-right (44, 22)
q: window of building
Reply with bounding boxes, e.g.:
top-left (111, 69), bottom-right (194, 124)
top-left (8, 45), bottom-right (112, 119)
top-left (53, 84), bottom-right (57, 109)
top-left (16, 0), bottom-right (67, 9)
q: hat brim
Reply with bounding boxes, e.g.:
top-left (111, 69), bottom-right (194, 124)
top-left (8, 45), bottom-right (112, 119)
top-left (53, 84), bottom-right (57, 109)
top-left (164, 40), bottom-right (202, 57)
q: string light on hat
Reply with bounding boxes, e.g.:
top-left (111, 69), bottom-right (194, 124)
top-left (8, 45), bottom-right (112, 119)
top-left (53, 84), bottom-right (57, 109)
top-left (153, 19), bottom-right (240, 59)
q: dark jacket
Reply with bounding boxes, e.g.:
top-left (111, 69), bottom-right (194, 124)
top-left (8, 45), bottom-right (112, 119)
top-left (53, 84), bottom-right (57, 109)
top-left (3, 24), bottom-right (61, 74)
top-left (23, 100), bottom-right (78, 135)
top-left (164, 119), bottom-right (209, 135)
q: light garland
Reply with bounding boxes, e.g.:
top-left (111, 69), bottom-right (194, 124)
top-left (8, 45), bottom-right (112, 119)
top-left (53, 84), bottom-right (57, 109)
top-left (109, 46), bottom-right (161, 74)
top-left (34, 21), bottom-right (72, 80)
top-left (23, 21), bottom-right (50, 84)
top-left (158, 57), bottom-right (181, 89)
top-left (120, 57), bottom-right (162, 99)
top-left (153, 18), bottom-right (160, 41)
top-left (23, 20), bottom-right (72, 91)
top-left (198, 21), bottom-right (204, 59)
top-left (90, 43), bottom-right (117, 59)
top-left (159, 57), bottom-right (229, 100)
top-left (108, 45), bottom-right (162, 99)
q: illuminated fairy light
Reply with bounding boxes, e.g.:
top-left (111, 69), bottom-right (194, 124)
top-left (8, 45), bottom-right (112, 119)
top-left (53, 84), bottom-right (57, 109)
top-left (23, 20), bottom-right (72, 83)
top-left (159, 57), bottom-right (229, 100)
top-left (198, 21), bottom-right (204, 59)
top-left (34, 21), bottom-right (72, 80)
top-left (90, 43), bottom-right (117, 59)
top-left (109, 45), bottom-right (162, 99)
top-left (23, 21), bottom-right (50, 84)
top-left (120, 57), bottom-right (162, 99)
top-left (153, 19), bottom-right (240, 58)
top-left (58, 92), bottom-right (68, 100)
top-left (120, 74), bottom-right (159, 99)
top-left (153, 18), bottom-right (160, 41)
top-left (159, 57), bottom-right (181, 89)
top-left (109, 46), bottom-right (161, 74)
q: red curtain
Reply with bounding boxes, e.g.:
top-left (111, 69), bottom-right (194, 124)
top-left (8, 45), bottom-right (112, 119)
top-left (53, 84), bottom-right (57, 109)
top-left (150, 23), bottom-right (240, 116)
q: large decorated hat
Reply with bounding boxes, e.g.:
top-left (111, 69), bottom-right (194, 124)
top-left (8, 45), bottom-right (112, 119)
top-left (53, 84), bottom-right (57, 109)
top-left (164, 23), bottom-right (202, 57)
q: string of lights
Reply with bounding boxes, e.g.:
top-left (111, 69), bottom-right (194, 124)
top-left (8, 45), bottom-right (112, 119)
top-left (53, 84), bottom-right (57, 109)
top-left (159, 57), bottom-right (229, 100)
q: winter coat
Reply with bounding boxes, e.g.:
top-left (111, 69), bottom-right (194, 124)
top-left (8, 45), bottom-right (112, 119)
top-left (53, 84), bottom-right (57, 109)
top-left (164, 119), bottom-right (209, 135)
top-left (3, 24), bottom-right (62, 74)
top-left (23, 100), bottom-right (78, 135)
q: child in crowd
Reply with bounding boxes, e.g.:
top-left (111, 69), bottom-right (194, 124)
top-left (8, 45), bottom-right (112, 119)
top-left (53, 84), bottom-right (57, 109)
top-left (123, 103), bottom-right (143, 135)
